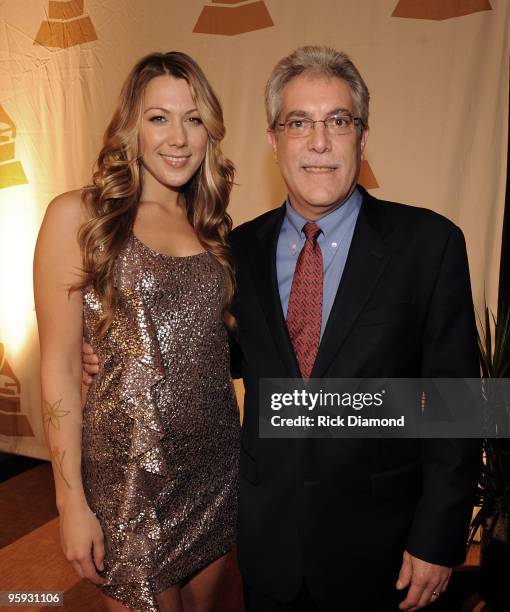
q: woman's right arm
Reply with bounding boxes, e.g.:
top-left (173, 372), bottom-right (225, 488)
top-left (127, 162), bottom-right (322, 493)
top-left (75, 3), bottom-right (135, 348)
top-left (33, 191), bottom-right (105, 585)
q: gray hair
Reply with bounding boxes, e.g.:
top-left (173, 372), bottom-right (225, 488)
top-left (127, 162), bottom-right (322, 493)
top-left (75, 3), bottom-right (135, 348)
top-left (265, 46), bottom-right (370, 130)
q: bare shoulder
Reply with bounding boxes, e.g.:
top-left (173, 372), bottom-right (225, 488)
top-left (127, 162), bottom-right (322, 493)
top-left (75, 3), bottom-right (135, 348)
top-left (42, 188), bottom-right (88, 231)
top-left (35, 189), bottom-right (88, 282)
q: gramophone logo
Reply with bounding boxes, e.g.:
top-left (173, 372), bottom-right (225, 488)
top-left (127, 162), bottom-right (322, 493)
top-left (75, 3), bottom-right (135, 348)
top-left (392, 0), bottom-right (492, 20)
top-left (34, 0), bottom-right (97, 49)
top-left (0, 105), bottom-right (28, 190)
top-left (0, 343), bottom-right (34, 437)
top-left (359, 159), bottom-right (378, 190)
top-left (193, 0), bottom-right (274, 36)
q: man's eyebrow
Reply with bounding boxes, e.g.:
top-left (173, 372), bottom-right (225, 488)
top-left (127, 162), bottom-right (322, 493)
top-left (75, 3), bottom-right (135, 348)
top-left (143, 106), bottom-right (199, 114)
top-left (283, 110), bottom-right (309, 120)
top-left (327, 107), bottom-right (354, 116)
top-left (283, 107), bottom-right (354, 120)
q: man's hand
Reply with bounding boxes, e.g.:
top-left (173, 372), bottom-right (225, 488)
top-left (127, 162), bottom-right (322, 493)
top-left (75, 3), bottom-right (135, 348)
top-left (397, 550), bottom-right (451, 610)
top-left (82, 339), bottom-right (99, 386)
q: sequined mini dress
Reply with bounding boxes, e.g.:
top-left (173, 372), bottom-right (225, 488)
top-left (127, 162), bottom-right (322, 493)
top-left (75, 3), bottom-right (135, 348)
top-left (81, 233), bottom-right (240, 611)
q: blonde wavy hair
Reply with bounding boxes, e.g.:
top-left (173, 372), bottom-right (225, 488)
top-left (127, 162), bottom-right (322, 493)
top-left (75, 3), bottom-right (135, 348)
top-left (76, 51), bottom-right (236, 336)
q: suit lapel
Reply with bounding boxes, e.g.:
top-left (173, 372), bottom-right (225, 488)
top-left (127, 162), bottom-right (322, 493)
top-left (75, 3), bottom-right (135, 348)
top-left (311, 190), bottom-right (395, 378)
top-left (248, 205), bottom-right (301, 378)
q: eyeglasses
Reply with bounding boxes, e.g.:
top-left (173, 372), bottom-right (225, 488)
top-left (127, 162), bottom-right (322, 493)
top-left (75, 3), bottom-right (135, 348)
top-left (276, 114), bottom-right (364, 138)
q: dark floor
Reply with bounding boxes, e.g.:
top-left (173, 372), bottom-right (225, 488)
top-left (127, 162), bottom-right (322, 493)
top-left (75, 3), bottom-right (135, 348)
top-left (0, 451), bottom-right (45, 483)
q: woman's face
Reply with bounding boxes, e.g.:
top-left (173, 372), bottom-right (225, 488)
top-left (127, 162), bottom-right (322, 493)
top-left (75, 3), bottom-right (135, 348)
top-left (138, 74), bottom-right (208, 190)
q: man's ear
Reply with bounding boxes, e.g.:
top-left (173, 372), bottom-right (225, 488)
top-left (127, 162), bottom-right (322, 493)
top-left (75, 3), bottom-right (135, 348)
top-left (267, 129), bottom-right (278, 162)
top-left (360, 127), bottom-right (369, 154)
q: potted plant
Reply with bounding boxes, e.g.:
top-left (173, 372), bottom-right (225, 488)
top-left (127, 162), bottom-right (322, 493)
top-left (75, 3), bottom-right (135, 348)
top-left (470, 303), bottom-right (510, 611)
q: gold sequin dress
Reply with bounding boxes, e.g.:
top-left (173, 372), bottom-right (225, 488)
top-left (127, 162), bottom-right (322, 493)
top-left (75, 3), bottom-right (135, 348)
top-left (81, 233), bottom-right (240, 611)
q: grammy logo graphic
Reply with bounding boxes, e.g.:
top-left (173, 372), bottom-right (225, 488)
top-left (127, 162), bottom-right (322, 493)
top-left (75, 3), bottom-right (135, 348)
top-left (193, 0), bottom-right (274, 36)
top-left (0, 343), bottom-right (34, 437)
top-left (0, 105), bottom-right (28, 190)
top-left (392, 0), bottom-right (492, 20)
top-left (359, 159), bottom-right (379, 190)
top-left (34, 0), bottom-right (97, 49)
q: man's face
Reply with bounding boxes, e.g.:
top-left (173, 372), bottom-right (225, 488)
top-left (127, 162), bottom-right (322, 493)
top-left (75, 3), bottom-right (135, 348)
top-left (268, 73), bottom-right (368, 220)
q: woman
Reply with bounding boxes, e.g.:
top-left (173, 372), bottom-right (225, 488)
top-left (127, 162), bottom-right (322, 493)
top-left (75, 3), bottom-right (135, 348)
top-left (34, 52), bottom-right (240, 612)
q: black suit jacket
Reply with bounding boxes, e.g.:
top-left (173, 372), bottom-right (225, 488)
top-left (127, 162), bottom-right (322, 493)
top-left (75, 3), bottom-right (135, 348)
top-left (229, 186), bottom-right (480, 608)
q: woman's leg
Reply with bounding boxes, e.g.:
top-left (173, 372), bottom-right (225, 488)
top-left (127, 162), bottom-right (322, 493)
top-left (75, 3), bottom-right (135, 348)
top-left (156, 585), bottom-right (184, 612)
top-left (180, 553), bottom-right (230, 612)
top-left (101, 593), bottom-right (131, 611)
top-left (102, 586), bottom-right (183, 612)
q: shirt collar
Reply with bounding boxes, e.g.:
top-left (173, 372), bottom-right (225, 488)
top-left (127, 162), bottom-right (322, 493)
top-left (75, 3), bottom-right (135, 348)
top-left (285, 187), bottom-right (362, 241)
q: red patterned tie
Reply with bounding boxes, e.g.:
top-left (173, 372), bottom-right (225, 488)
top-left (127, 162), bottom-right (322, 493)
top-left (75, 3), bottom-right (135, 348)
top-left (286, 222), bottom-right (323, 379)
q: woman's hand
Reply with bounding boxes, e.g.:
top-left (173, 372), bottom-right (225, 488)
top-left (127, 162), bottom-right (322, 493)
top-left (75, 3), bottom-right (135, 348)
top-left (59, 500), bottom-right (106, 585)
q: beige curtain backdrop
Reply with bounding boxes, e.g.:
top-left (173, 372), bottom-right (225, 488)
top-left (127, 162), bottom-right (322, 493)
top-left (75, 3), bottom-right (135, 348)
top-left (0, 0), bottom-right (508, 459)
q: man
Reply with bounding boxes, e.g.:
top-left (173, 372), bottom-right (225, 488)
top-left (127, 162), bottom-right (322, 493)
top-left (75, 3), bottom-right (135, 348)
top-left (228, 46), bottom-right (480, 612)
top-left (84, 46), bottom-right (480, 611)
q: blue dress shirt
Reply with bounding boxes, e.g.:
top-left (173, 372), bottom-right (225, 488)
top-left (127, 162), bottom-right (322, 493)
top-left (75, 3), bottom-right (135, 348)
top-left (276, 188), bottom-right (362, 340)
